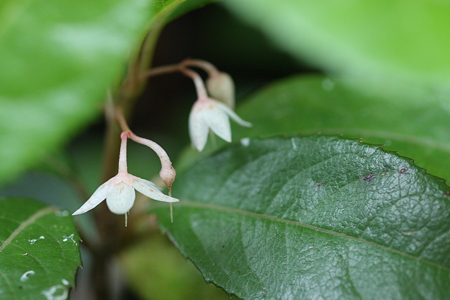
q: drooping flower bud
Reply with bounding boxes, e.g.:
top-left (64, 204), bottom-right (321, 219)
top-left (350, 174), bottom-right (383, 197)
top-left (206, 72), bottom-right (235, 109)
top-left (159, 164), bottom-right (176, 194)
top-left (127, 132), bottom-right (176, 192)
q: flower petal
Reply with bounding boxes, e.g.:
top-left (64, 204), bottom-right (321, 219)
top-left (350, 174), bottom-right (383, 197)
top-left (131, 177), bottom-right (179, 203)
top-left (137, 177), bottom-right (160, 190)
top-left (105, 181), bottom-right (135, 215)
top-left (218, 102), bottom-right (252, 127)
top-left (189, 101), bottom-right (209, 151)
top-left (72, 178), bottom-right (112, 215)
top-left (203, 102), bottom-right (232, 143)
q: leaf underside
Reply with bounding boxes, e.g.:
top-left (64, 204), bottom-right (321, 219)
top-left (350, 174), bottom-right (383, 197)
top-left (0, 198), bottom-right (80, 300)
top-left (153, 136), bottom-right (450, 300)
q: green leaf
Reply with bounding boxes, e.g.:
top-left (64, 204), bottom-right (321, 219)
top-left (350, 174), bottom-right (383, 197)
top-left (224, 0), bottom-right (450, 93)
top-left (153, 136), bottom-right (450, 300)
top-left (0, 0), bottom-right (208, 185)
top-left (0, 198), bottom-right (80, 300)
top-left (232, 75), bottom-right (450, 181)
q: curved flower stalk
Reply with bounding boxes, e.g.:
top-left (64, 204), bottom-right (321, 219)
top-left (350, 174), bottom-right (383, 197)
top-left (127, 132), bottom-right (176, 193)
top-left (182, 59), bottom-right (235, 109)
top-left (73, 132), bottom-right (179, 216)
top-left (182, 68), bottom-right (251, 152)
top-left (115, 108), bottom-right (176, 193)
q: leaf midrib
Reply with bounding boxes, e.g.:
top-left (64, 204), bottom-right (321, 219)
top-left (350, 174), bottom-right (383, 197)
top-left (0, 206), bottom-right (57, 252)
top-left (169, 199), bottom-right (450, 273)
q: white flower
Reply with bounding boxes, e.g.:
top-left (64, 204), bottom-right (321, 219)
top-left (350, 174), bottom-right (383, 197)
top-left (73, 132), bottom-right (178, 216)
top-left (189, 97), bottom-right (252, 152)
top-left (72, 172), bottom-right (179, 215)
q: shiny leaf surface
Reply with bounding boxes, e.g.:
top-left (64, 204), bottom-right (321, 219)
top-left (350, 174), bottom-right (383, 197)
top-left (154, 136), bottom-right (450, 299)
top-left (233, 75), bottom-right (450, 180)
top-left (0, 198), bottom-right (80, 300)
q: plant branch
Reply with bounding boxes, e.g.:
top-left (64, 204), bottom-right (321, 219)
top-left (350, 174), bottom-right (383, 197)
top-left (181, 58), bottom-right (220, 77)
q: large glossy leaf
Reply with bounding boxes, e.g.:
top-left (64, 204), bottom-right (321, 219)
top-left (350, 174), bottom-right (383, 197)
top-left (153, 136), bottom-right (450, 300)
top-left (232, 75), bottom-right (450, 181)
top-left (0, 0), bottom-right (215, 185)
top-left (0, 198), bottom-right (80, 300)
top-left (224, 0), bottom-right (450, 95)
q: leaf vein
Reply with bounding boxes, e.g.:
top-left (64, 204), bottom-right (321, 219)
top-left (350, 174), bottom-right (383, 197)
top-left (176, 200), bottom-right (450, 273)
top-left (265, 151), bottom-right (368, 216)
top-left (189, 216), bottom-right (233, 282)
top-left (239, 218), bottom-right (268, 294)
top-left (0, 269), bottom-right (16, 298)
top-left (0, 206), bottom-right (57, 252)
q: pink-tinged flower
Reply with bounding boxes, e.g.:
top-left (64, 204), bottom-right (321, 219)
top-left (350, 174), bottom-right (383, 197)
top-left (73, 132), bottom-right (178, 216)
top-left (72, 171), bottom-right (178, 215)
top-left (189, 97), bottom-right (251, 152)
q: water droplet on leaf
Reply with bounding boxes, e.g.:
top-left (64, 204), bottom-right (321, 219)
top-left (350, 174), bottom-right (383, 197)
top-left (20, 270), bottom-right (35, 282)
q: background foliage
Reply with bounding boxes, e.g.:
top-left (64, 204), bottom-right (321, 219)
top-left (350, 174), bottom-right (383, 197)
top-left (1, 0), bottom-right (450, 299)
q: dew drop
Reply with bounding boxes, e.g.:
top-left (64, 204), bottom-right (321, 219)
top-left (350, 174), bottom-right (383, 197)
top-left (28, 236), bottom-right (45, 245)
top-left (55, 211), bottom-right (69, 217)
top-left (62, 233), bottom-right (76, 244)
top-left (291, 138), bottom-right (297, 150)
top-left (322, 78), bottom-right (335, 91)
top-left (20, 270), bottom-right (35, 282)
top-left (41, 285), bottom-right (68, 300)
top-left (240, 138), bottom-right (250, 147)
